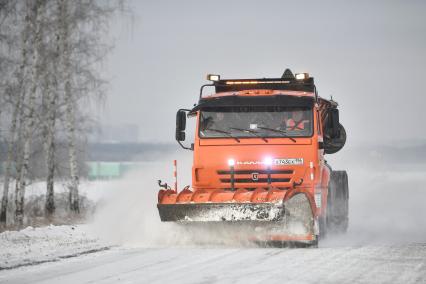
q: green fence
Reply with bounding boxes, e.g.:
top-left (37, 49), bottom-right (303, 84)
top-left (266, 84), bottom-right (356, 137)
top-left (87, 162), bottom-right (144, 180)
top-left (0, 162), bottom-right (143, 180)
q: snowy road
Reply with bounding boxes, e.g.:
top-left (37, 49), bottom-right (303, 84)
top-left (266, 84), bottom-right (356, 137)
top-left (1, 157), bottom-right (426, 283)
top-left (1, 244), bottom-right (426, 284)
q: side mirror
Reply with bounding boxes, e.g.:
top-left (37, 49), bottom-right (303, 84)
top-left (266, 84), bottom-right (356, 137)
top-left (175, 110), bottom-right (187, 141)
top-left (327, 109), bottom-right (340, 139)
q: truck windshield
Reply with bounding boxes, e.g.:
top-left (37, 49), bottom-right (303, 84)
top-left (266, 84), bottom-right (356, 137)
top-left (199, 106), bottom-right (313, 138)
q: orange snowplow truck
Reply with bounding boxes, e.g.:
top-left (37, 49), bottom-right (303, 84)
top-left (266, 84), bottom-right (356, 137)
top-left (158, 69), bottom-right (348, 246)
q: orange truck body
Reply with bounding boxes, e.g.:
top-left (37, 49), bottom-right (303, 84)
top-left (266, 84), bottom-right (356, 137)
top-left (157, 70), bottom-right (347, 245)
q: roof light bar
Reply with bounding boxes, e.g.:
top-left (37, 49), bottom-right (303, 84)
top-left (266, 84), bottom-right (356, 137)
top-left (225, 80), bottom-right (290, 85)
top-left (295, 73), bottom-right (309, 80)
top-left (207, 74), bottom-right (220, 81)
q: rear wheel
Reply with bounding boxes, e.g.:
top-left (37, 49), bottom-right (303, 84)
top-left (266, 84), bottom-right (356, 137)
top-left (327, 171), bottom-right (349, 234)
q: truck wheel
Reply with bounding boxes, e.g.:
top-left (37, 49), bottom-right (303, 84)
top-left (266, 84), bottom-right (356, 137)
top-left (319, 214), bottom-right (327, 239)
top-left (327, 171), bottom-right (349, 234)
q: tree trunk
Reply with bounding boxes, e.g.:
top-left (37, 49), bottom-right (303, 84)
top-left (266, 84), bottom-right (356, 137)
top-left (42, 0), bottom-right (65, 219)
top-left (15, 0), bottom-right (44, 226)
top-left (44, 16), bottom-right (61, 218)
top-left (44, 89), bottom-right (56, 217)
top-left (0, 92), bottom-right (25, 225)
top-left (59, 0), bottom-right (79, 213)
top-left (0, 0), bottom-right (31, 226)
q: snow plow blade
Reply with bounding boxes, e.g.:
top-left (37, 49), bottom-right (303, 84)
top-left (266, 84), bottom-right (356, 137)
top-left (157, 193), bottom-right (318, 245)
top-left (157, 203), bottom-right (284, 222)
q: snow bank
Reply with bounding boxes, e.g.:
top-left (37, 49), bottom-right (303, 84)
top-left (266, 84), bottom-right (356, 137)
top-left (0, 224), bottom-right (108, 270)
top-left (0, 180), bottom-right (116, 227)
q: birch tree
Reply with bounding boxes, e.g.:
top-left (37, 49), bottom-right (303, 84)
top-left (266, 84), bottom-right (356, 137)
top-left (57, 0), bottom-right (80, 213)
top-left (15, 0), bottom-right (45, 226)
top-left (42, 0), bottom-right (68, 217)
top-left (0, 1), bottom-right (29, 225)
top-left (59, 0), bottom-right (121, 213)
top-left (1, 0), bottom-right (127, 225)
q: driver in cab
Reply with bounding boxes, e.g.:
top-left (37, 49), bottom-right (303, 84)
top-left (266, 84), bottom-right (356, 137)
top-left (286, 110), bottom-right (309, 130)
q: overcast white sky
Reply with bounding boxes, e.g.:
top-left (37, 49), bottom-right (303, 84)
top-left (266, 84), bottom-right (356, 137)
top-left (101, 0), bottom-right (426, 146)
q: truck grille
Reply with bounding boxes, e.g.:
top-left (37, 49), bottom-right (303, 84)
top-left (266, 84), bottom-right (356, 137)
top-left (217, 169), bottom-right (294, 185)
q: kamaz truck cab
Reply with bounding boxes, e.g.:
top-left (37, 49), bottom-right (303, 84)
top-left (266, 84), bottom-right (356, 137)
top-left (157, 69), bottom-right (348, 246)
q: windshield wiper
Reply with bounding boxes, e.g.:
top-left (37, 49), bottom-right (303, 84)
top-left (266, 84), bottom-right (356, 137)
top-left (204, 128), bottom-right (240, 142)
top-left (229, 127), bottom-right (268, 142)
top-left (256, 126), bottom-right (296, 142)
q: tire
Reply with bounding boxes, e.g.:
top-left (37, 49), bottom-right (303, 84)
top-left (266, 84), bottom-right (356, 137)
top-left (327, 171), bottom-right (349, 234)
top-left (319, 214), bottom-right (327, 239)
top-left (324, 124), bottom-right (346, 154)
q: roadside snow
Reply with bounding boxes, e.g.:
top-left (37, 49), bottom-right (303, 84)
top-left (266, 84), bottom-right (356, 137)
top-left (0, 225), bottom-right (109, 270)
